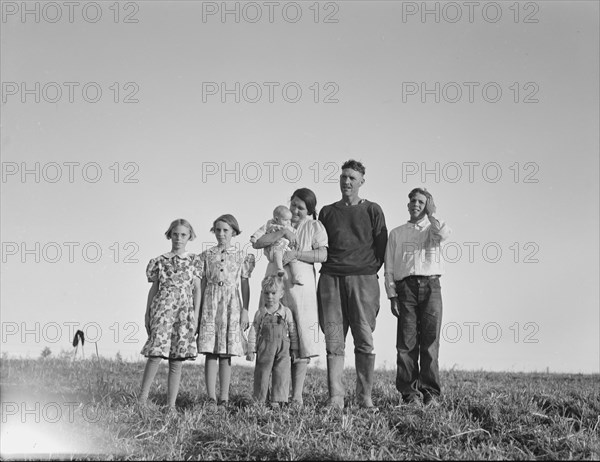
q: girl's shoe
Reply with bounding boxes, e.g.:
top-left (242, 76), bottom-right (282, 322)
top-left (205, 398), bottom-right (218, 413)
top-left (163, 405), bottom-right (179, 417)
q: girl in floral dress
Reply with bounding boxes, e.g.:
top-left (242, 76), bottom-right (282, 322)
top-left (139, 219), bottom-right (202, 410)
top-left (197, 214), bottom-right (255, 407)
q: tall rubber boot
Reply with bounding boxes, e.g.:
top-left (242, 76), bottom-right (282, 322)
top-left (291, 359), bottom-right (308, 406)
top-left (355, 353), bottom-right (377, 409)
top-left (326, 354), bottom-right (345, 409)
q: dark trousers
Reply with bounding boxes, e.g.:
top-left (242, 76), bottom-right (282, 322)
top-left (395, 276), bottom-right (443, 399)
top-left (317, 273), bottom-right (380, 355)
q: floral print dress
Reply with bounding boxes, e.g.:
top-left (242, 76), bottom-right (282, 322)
top-left (141, 252), bottom-right (201, 360)
top-left (196, 246), bottom-right (255, 357)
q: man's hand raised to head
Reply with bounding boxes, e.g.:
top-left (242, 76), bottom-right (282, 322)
top-left (424, 190), bottom-right (437, 216)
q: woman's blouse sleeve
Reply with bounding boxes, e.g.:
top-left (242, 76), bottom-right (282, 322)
top-left (146, 258), bottom-right (159, 283)
top-left (241, 253), bottom-right (256, 278)
top-left (311, 220), bottom-right (329, 250)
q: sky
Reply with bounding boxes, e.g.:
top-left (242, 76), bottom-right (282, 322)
top-left (1, 0), bottom-right (599, 374)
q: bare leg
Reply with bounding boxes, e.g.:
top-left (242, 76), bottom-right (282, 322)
top-left (218, 356), bottom-right (232, 404)
top-left (273, 247), bottom-right (285, 277)
top-left (139, 357), bottom-right (162, 404)
top-left (205, 354), bottom-right (218, 401)
top-left (167, 359), bottom-right (184, 409)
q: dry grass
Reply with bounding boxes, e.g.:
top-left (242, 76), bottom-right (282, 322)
top-left (1, 356), bottom-right (598, 460)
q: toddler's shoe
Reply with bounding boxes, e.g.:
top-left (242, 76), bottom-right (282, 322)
top-left (290, 398), bottom-right (303, 410)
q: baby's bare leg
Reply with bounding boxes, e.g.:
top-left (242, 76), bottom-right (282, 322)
top-left (274, 247), bottom-right (285, 277)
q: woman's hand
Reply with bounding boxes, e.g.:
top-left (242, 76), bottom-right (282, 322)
top-left (282, 228), bottom-right (297, 247)
top-left (283, 250), bottom-right (299, 265)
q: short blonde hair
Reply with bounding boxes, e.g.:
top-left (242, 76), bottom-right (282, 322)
top-left (261, 275), bottom-right (284, 293)
top-left (164, 218), bottom-right (196, 240)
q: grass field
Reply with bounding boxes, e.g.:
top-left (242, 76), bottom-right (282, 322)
top-left (1, 355), bottom-right (598, 460)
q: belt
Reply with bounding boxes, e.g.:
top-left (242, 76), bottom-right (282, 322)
top-left (399, 275), bottom-right (440, 283)
top-left (207, 281), bottom-right (231, 287)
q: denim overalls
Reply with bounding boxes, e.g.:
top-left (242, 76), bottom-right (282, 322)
top-left (253, 311), bottom-right (292, 403)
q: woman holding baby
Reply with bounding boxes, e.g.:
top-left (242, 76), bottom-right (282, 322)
top-left (250, 187), bottom-right (328, 406)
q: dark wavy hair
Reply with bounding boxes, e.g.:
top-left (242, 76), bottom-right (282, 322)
top-left (291, 188), bottom-right (318, 219)
top-left (341, 159), bottom-right (365, 176)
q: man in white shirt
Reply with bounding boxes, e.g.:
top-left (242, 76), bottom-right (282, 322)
top-left (384, 188), bottom-right (451, 405)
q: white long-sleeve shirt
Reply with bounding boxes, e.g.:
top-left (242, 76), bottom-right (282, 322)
top-left (384, 215), bottom-right (452, 298)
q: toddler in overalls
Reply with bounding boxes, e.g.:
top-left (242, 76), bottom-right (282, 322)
top-left (247, 275), bottom-right (299, 406)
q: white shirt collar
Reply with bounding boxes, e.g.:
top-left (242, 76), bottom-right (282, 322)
top-left (407, 216), bottom-right (429, 229)
top-left (208, 245), bottom-right (237, 254)
top-left (162, 251), bottom-right (191, 259)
